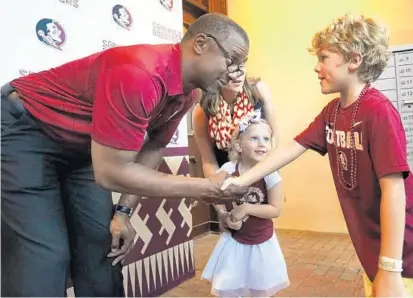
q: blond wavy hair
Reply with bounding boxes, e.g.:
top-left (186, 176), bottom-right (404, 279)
top-left (309, 13), bottom-right (391, 83)
top-left (228, 119), bottom-right (272, 163)
top-left (200, 77), bottom-right (263, 117)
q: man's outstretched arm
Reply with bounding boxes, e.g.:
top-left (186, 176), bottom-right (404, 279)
top-left (115, 138), bottom-right (166, 212)
top-left (92, 139), bottom-right (218, 198)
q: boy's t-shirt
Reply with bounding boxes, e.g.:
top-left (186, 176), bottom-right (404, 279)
top-left (219, 161), bottom-right (281, 245)
top-left (294, 87), bottom-right (413, 281)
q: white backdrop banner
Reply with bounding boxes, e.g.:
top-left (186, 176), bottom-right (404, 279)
top-left (1, 0), bottom-right (186, 147)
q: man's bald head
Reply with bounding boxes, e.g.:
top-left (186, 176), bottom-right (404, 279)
top-left (180, 13), bottom-right (249, 95)
top-left (182, 13), bottom-right (249, 47)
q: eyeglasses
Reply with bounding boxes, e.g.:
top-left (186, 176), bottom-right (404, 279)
top-left (205, 34), bottom-right (244, 77)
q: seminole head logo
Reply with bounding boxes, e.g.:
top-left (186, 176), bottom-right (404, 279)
top-left (112, 4), bottom-right (132, 30)
top-left (241, 187), bottom-right (264, 204)
top-left (160, 0), bottom-right (173, 11)
top-left (35, 18), bottom-right (66, 50)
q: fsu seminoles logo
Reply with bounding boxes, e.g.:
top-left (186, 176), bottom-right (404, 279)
top-left (241, 187), bottom-right (264, 204)
top-left (160, 0), bottom-right (173, 11)
top-left (35, 18), bottom-right (66, 50)
top-left (112, 4), bottom-right (132, 30)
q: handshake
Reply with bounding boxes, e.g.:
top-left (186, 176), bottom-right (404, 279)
top-left (197, 171), bottom-right (248, 205)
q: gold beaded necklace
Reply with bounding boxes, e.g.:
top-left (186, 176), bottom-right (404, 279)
top-left (332, 83), bottom-right (370, 190)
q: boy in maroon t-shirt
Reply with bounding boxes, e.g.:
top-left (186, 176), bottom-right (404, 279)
top-left (222, 13), bottom-right (413, 296)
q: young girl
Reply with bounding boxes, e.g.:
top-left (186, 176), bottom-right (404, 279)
top-left (201, 111), bottom-right (290, 297)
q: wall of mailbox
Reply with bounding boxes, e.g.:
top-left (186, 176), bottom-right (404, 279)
top-left (372, 45), bottom-right (413, 167)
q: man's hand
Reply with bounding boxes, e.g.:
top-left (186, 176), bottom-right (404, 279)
top-left (200, 172), bottom-right (248, 204)
top-left (198, 171), bottom-right (227, 204)
top-left (222, 183), bottom-right (248, 199)
top-left (107, 212), bottom-right (137, 266)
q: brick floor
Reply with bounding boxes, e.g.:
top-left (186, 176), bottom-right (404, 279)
top-left (163, 229), bottom-right (365, 297)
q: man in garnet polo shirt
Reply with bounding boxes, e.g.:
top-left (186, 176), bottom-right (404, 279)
top-left (1, 13), bottom-right (249, 297)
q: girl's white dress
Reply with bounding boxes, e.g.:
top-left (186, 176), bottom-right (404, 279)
top-left (201, 162), bottom-right (290, 297)
top-left (201, 231), bottom-right (289, 297)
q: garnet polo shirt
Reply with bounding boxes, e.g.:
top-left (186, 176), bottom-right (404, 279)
top-left (10, 43), bottom-right (195, 151)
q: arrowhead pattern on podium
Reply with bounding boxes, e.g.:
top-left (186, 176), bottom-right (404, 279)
top-left (65, 156), bottom-right (195, 298)
top-left (122, 240), bottom-right (194, 297)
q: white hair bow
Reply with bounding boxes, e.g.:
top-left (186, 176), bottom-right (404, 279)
top-left (238, 109), bottom-right (262, 133)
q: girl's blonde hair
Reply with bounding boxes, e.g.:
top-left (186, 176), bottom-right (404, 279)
top-left (200, 77), bottom-right (263, 116)
top-left (309, 13), bottom-right (390, 83)
top-left (228, 119), bottom-right (272, 162)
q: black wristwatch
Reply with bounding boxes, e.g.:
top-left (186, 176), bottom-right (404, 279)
top-left (113, 204), bottom-right (133, 217)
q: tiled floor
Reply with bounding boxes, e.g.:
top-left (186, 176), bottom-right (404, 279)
top-left (163, 229), bottom-right (365, 297)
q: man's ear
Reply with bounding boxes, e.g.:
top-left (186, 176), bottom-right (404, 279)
top-left (193, 33), bottom-right (208, 55)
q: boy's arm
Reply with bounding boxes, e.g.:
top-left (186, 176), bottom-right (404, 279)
top-left (367, 101), bottom-right (408, 295)
top-left (223, 140), bottom-right (307, 188)
top-left (222, 103), bottom-right (331, 190)
top-left (367, 101), bottom-right (409, 266)
top-left (378, 173), bottom-right (405, 262)
top-left (373, 173), bottom-right (407, 296)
